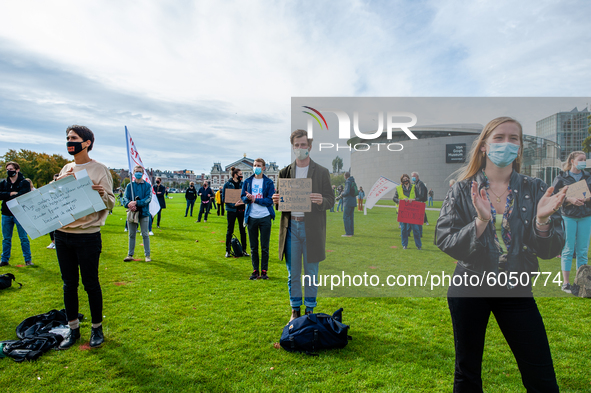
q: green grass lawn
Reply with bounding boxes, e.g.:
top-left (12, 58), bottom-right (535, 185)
top-left (0, 195), bottom-right (589, 392)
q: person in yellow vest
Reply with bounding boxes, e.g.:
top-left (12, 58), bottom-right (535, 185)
top-left (393, 173), bottom-right (422, 250)
top-left (215, 188), bottom-right (224, 216)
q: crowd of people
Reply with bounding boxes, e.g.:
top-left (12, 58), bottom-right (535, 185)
top-left (1, 119), bottom-right (590, 392)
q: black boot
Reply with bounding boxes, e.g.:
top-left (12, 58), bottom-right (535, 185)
top-left (90, 325), bottom-right (104, 348)
top-left (59, 328), bottom-right (80, 350)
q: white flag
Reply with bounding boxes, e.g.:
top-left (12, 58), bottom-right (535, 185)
top-left (125, 126), bottom-right (160, 217)
top-left (365, 176), bottom-right (399, 211)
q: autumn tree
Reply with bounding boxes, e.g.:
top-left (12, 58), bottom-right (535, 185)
top-left (0, 149), bottom-right (70, 188)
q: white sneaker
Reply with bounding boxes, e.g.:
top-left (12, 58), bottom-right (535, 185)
top-left (46, 243), bottom-right (56, 249)
top-left (149, 231), bottom-right (154, 236)
top-left (124, 228), bottom-right (128, 232)
top-left (561, 283), bottom-right (572, 294)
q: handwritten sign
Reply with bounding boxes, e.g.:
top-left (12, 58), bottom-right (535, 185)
top-left (365, 176), bottom-right (399, 210)
top-left (397, 200), bottom-right (425, 225)
top-left (224, 189), bottom-right (242, 204)
top-left (565, 179), bottom-right (591, 201)
top-left (6, 169), bottom-right (107, 239)
top-left (278, 178), bottom-right (312, 212)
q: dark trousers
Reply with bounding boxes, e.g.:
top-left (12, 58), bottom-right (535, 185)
top-left (185, 199), bottom-right (195, 216)
top-left (198, 201), bottom-right (210, 221)
top-left (247, 215), bottom-right (272, 272)
top-left (156, 209), bottom-right (162, 226)
top-left (343, 206), bottom-right (355, 235)
top-left (55, 231), bottom-right (103, 324)
top-left (447, 296), bottom-right (559, 393)
top-left (226, 210), bottom-right (247, 253)
top-left (217, 203), bottom-right (225, 216)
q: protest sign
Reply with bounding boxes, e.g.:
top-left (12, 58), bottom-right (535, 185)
top-left (565, 179), bottom-right (591, 201)
top-left (224, 189), bottom-right (242, 204)
top-left (397, 200), bottom-right (425, 225)
top-left (278, 178), bottom-right (312, 212)
top-left (6, 169), bottom-right (107, 239)
top-left (364, 176), bottom-right (399, 214)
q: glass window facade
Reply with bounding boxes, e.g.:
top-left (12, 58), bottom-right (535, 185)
top-left (536, 108), bottom-right (591, 161)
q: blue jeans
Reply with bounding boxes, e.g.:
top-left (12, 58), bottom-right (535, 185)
top-left (428, 196), bottom-right (433, 207)
top-left (185, 199), bottom-right (195, 216)
top-left (401, 222), bottom-right (422, 248)
top-left (336, 199), bottom-right (343, 212)
top-left (1, 215), bottom-right (31, 263)
top-left (561, 215), bottom-right (591, 272)
top-left (343, 206), bottom-right (355, 235)
top-left (285, 220), bottom-right (319, 309)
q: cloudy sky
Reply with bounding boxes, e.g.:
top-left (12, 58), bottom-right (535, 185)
top-left (0, 0), bottom-right (590, 174)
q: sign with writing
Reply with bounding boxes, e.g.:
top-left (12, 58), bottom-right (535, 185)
top-left (278, 178), bottom-right (312, 212)
top-left (365, 176), bottom-right (399, 211)
top-left (446, 144), bottom-right (466, 163)
top-left (6, 169), bottom-right (107, 239)
top-left (397, 200), bottom-right (425, 225)
top-left (224, 189), bottom-right (242, 204)
top-left (565, 179), bottom-right (591, 201)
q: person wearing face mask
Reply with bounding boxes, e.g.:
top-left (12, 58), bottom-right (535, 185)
top-left (411, 172), bottom-right (429, 231)
top-left (393, 174), bottom-right (421, 250)
top-left (54, 125), bottom-right (115, 349)
top-left (185, 182), bottom-right (197, 217)
top-left (153, 177), bottom-right (166, 229)
top-left (223, 167), bottom-right (248, 258)
top-left (242, 158), bottom-right (275, 280)
top-left (196, 181), bottom-right (214, 223)
top-left (122, 165), bottom-right (152, 263)
top-left (273, 129), bottom-right (334, 321)
top-left (435, 117), bottom-right (566, 392)
top-left (0, 161), bottom-right (32, 266)
top-left (551, 150), bottom-right (591, 294)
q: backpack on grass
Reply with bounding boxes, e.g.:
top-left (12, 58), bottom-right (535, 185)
top-left (0, 273), bottom-right (22, 290)
top-left (280, 308), bottom-right (351, 355)
top-left (230, 234), bottom-right (243, 257)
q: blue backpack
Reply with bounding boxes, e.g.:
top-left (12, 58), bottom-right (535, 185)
top-left (280, 308), bottom-right (351, 354)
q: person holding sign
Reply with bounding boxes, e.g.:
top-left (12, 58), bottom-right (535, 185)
top-left (273, 129), bottom-right (334, 321)
top-left (242, 158), bottom-right (275, 280)
top-left (55, 125), bottom-right (115, 349)
top-left (551, 150), bottom-right (591, 294)
top-left (393, 174), bottom-right (422, 250)
top-left (0, 161), bottom-right (32, 266)
top-left (123, 165), bottom-right (153, 263)
top-left (435, 117), bottom-right (566, 392)
top-left (223, 167), bottom-right (248, 258)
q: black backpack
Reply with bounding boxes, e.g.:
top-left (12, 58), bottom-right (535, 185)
top-left (0, 273), bottom-right (22, 290)
top-left (280, 308), bottom-right (351, 355)
top-left (231, 234), bottom-right (243, 257)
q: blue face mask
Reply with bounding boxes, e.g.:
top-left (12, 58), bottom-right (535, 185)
top-left (487, 142), bottom-right (519, 168)
top-left (411, 177), bottom-right (416, 182)
top-left (134, 172), bottom-right (143, 179)
top-left (254, 167), bottom-right (262, 176)
top-left (576, 162), bottom-right (586, 171)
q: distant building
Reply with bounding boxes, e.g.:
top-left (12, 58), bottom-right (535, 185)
top-left (210, 154), bottom-right (279, 189)
top-left (536, 107), bottom-right (590, 161)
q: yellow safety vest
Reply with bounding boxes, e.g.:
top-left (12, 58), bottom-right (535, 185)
top-left (396, 184), bottom-right (416, 200)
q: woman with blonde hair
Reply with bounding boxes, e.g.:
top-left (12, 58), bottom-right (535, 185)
top-left (436, 117), bottom-right (567, 391)
top-left (551, 150), bottom-right (591, 293)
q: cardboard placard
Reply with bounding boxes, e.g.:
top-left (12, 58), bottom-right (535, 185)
top-left (6, 169), bottom-right (107, 239)
top-left (278, 178), bottom-right (312, 212)
top-left (397, 199), bottom-right (425, 225)
top-left (565, 179), bottom-right (591, 201)
top-left (224, 189), bottom-right (242, 204)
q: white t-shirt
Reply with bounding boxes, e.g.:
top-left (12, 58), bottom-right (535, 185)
top-left (249, 177), bottom-right (270, 218)
top-left (291, 165), bottom-right (309, 218)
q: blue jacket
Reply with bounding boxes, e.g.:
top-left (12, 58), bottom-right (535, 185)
top-left (241, 175), bottom-right (275, 224)
top-left (343, 176), bottom-right (357, 208)
top-left (123, 181), bottom-right (152, 218)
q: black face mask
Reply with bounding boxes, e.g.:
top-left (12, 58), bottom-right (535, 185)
top-left (156, 181), bottom-right (160, 185)
top-left (237, 176), bottom-right (243, 181)
top-left (67, 141), bottom-right (86, 155)
top-left (7, 170), bottom-right (16, 178)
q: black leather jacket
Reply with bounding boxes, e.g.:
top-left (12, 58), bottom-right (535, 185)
top-left (0, 172), bottom-right (31, 216)
top-left (551, 170), bottom-right (591, 218)
top-left (435, 170), bottom-right (564, 277)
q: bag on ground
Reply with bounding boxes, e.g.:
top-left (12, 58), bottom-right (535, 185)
top-left (0, 273), bottom-right (22, 290)
top-left (280, 308), bottom-right (351, 354)
top-left (574, 264), bottom-right (591, 298)
top-left (231, 234), bottom-right (243, 257)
